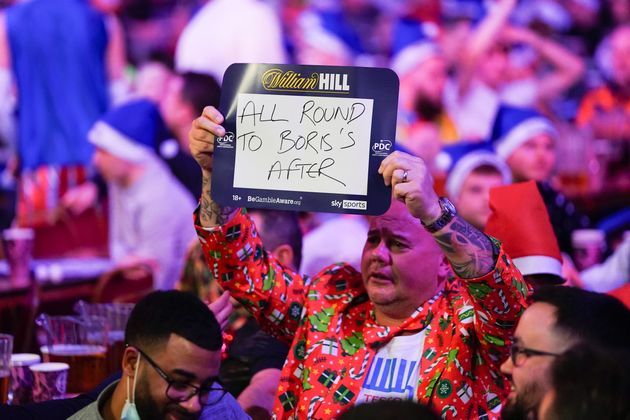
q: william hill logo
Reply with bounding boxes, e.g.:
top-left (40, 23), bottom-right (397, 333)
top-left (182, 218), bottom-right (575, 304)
top-left (262, 69), bottom-right (350, 92)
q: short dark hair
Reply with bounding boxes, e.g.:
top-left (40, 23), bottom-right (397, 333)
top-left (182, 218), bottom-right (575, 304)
top-left (339, 400), bottom-right (439, 420)
top-left (125, 290), bottom-right (222, 352)
top-left (547, 344), bottom-right (630, 420)
top-left (249, 209), bottom-right (303, 269)
top-left (180, 72), bottom-right (221, 115)
top-left (531, 286), bottom-right (630, 350)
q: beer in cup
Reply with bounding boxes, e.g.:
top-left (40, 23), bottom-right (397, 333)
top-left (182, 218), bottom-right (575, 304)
top-left (0, 334), bottom-right (13, 404)
top-left (30, 363), bottom-right (69, 402)
top-left (572, 229), bottom-right (606, 271)
top-left (9, 353), bottom-right (41, 405)
top-left (40, 345), bottom-right (107, 394)
top-left (1, 228), bottom-right (34, 285)
top-left (36, 315), bottom-right (108, 394)
top-left (73, 301), bottom-right (134, 374)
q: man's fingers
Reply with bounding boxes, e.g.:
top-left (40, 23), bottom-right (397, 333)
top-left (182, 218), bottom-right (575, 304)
top-left (193, 116), bottom-right (225, 138)
top-left (381, 161), bottom-right (408, 187)
top-left (213, 290), bottom-right (231, 307)
top-left (391, 168), bottom-right (407, 186)
top-left (202, 106), bottom-right (224, 124)
top-left (392, 179), bottom-right (416, 202)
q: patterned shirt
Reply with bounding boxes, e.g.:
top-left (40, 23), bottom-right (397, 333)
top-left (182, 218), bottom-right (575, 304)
top-left (196, 210), bottom-right (530, 419)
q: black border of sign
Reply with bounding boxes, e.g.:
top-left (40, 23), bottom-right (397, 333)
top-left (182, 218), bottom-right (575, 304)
top-left (211, 63), bottom-right (399, 215)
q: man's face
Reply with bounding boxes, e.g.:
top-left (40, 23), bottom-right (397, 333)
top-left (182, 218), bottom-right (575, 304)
top-left (611, 27), bottom-right (630, 88)
top-left (479, 44), bottom-right (510, 89)
top-left (160, 75), bottom-right (196, 146)
top-left (507, 133), bottom-right (556, 182)
top-left (134, 334), bottom-right (221, 420)
top-left (92, 148), bottom-right (131, 185)
top-left (500, 303), bottom-right (571, 419)
top-left (454, 171), bottom-right (506, 230)
top-left (361, 201), bottom-right (443, 316)
top-left (412, 56), bottom-right (448, 105)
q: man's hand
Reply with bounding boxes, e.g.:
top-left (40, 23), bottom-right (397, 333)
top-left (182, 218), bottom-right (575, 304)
top-left (189, 106), bottom-right (225, 175)
top-left (502, 25), bottom-right (538, 46)
top-left (380, 151), bottom-right (496, 278)
top-left (378, 151), bottom-right (442, 224)
top-left (189, 106), bottom-right (236, 227)
top-left (208, 290), bottom-right (234, 331)
top-left (61, 181), bottom-right (98, 215)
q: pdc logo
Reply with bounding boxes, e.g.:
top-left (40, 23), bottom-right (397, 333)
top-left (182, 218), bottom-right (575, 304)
top-left (216, 132), bottom-right (235, 149)
top-left (372, 140), bottom-right (392, 156)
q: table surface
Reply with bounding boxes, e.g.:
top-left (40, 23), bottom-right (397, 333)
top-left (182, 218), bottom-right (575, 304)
top-left (0, 257), bottom-right (114, 305)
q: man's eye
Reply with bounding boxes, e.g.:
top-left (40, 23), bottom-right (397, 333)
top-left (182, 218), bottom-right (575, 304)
top-left (391, 240), bottom-right (405, 249)
top-left (170, 381), bottom-right (192, 392)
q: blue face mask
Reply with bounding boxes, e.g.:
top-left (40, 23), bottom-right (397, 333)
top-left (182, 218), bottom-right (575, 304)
top-left (121, 353), bottom-right (141, 420)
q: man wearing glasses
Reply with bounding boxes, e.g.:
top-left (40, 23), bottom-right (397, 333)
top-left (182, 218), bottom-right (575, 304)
top-left (500, 286), bottom-right (630, 420)
top-left (68, 290), bottom-right (249, 420)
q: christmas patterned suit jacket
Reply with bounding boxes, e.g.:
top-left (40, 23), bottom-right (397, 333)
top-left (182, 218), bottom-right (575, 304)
top-left (196, 210), bottom-right (530, 419)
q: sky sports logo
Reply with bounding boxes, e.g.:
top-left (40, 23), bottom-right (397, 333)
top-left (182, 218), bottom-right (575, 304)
top-left (342, 200), bottom-right (367, 210)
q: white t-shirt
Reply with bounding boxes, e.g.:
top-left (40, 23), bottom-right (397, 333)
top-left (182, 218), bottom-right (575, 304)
top-left (355, 330), bottom-right (427, 404)
top-left (109, 159), bottom-right (196, 290)
top-left (175, 0), bottom-right (286, 82)
top-left (444, 78), bottom-right (538, 140)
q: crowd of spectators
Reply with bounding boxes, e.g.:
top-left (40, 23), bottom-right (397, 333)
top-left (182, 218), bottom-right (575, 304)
top-left (0, 0), bottom-right (630, 419)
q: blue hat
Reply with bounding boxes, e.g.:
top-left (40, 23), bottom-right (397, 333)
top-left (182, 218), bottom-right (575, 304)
top-left (437, 142), bottom-right (512, 198)
top-left (490, 105), bottom-right (557, 159)
top-left (391, 18), bottom-right (439, 56)
top-left (441, 0), bottom-right (486, 23)
top-left (315, 10), bottom-right (364, 55)
top-left (390, 19), bottom-right (440, 78)
top-left (88, 99), bottom-right (163, 163)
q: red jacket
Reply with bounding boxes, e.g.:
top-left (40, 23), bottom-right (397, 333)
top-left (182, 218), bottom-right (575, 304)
top-left (196, 210), bottom-right (530, 419)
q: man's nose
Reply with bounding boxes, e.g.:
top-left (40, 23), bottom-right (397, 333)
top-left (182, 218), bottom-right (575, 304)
top-left (179, 393), bottom-right (203, 414)
top-left (371, 240), bottom-right (389, 262)
top-left (500, 356), bottom-right (514, 376)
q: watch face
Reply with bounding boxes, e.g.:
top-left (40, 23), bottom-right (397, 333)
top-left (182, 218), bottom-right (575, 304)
top-left (441, 197), bottom-right (456, 214)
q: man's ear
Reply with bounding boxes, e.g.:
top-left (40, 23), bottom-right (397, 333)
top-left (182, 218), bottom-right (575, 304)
top-left (272, 244), bottom-right (294, 269)
top-left (122, 347), bottom-right (140, 378)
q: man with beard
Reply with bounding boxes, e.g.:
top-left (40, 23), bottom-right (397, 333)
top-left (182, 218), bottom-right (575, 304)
top-left (392, 41), bottom-right (459, 144)
top-left (68, 290), bottom-right (249, 420)
top-left (500, 286), bottom-right (630, 420)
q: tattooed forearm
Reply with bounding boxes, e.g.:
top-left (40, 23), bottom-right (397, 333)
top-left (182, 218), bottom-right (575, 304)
top-left (433, 217), bottom-right (496, 278)
top-left (199, 171), bottom-right (237, 227)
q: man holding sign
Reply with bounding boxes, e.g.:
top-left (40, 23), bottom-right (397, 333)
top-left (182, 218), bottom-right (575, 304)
top-left (190, 105), bottom-right (529, 419)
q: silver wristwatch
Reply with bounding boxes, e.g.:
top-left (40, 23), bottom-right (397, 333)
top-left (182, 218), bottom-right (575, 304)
top-left (421, 197), bottom-right (457, 233)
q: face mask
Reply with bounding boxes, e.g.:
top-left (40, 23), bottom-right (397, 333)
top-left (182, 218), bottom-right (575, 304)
top-left (121, 353), bottom-right (141, 420)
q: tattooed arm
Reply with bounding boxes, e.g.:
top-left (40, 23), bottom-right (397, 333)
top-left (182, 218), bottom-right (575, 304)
top-left (199, 170), bottom-right (237, 227)
top-left (189, 106), bottom-right (237, 228)
top-left (432, 216), bottom-right (497, 279)
top-left (379, 151), bottom-right (496, 279)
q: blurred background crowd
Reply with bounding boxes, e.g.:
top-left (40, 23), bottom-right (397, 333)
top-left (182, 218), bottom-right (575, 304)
top-left (0, 0), bottom-right (629, 418)
top-left (0, 0), bottom-right (627, 291)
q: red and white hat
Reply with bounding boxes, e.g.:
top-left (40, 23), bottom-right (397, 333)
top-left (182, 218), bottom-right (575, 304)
top-left (485, 181), bottom-right (563, 280)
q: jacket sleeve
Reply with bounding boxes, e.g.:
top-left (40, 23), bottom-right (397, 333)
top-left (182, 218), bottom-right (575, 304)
top-left (455, 239), bottom-right (531, 368)
top-left (195, 208), bottom-right (307, 346)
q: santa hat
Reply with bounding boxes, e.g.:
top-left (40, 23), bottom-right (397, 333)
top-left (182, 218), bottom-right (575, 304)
top-left (437, 142), bottom-right (511, 198)
top-left (390, 19), bottom-right (440, 78)
top-left (485, 181), bottom-right (563, 281)
top-left (490, 105), bottom-right (557, 160)
top-left (88, 99), bottom-right (162, 163)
